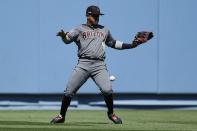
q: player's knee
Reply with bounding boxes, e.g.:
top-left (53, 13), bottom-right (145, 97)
top-left (64, 91), bottom-right (75, 98)
top-left (102, 88), bottom-right (113, 96)
top-left (64, 88), bottom-right (75, 98)
top-left (64, 81), bottom-right (79, 97)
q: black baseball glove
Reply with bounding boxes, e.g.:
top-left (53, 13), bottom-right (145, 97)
top-left (133, 31), bottom-right (154, 46)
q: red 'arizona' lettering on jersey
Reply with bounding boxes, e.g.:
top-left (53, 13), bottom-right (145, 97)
top-left (82, 31), bottom-right (105, 39)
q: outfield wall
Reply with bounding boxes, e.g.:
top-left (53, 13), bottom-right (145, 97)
top-left (0, 0), bottom-right (197, 94)
top-left (1, 93), bottom-right (197, 110)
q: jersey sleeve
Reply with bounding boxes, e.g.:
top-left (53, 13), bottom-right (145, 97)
top-left (105, 30), bottom-right (116, 47)
top-left (62, 27), bottom-right (80, 44)
top-left (105, 29), bottom-right (136, 50)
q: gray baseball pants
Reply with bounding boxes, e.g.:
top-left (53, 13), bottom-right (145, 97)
top-left (64, 59), bottom-right (113, 97)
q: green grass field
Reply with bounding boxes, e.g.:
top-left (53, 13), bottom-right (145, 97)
top-left (0, 110), bottom-right (197, 131)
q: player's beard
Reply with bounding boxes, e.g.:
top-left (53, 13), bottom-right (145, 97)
top-left (88, 15), bottom-right (99, 26)
top-left (93, 16), bottom-right (99, 25)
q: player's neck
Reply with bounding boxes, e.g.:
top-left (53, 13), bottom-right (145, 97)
top-left (87, 21), bottom-right (98, 29)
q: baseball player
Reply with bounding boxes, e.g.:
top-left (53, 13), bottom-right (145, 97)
top-left (51, 5), bottom-right (153, 124)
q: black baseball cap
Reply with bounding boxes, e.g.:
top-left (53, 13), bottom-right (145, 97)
top-left (86, 5), bottom-right (104, 16)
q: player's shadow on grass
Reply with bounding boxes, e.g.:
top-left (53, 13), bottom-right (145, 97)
top-left (67, 121), bottom-right (109, 126)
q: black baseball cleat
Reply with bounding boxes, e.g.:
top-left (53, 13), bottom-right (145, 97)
top-left (108, 113), bottom-right (122, 124)
top-left (50, 115), bottom-right (65, 124)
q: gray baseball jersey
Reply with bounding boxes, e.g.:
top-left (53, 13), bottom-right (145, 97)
top-left (63, 24), bottom-right (122, 60)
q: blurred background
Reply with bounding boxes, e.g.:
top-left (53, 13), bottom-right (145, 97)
top-left (0, 0), bottom-right (197, 109)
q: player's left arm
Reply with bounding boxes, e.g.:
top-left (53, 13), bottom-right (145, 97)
top-left (105, 30), bottom-right (153, 50)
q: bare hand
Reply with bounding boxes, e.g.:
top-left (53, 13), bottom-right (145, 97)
top-left (57, 29), bottom-right (66, 38)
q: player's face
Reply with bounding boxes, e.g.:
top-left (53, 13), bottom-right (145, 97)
top-left (87, 14), bottom-right (99, 25)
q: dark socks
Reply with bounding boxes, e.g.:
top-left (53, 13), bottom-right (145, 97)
top-left (104, 94), bottom-right (114, 115)
top-left (60, 95), bottom-right (72, 117)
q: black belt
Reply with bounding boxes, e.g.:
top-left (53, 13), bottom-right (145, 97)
top-left (79, 56), bottom-right (104, 61)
